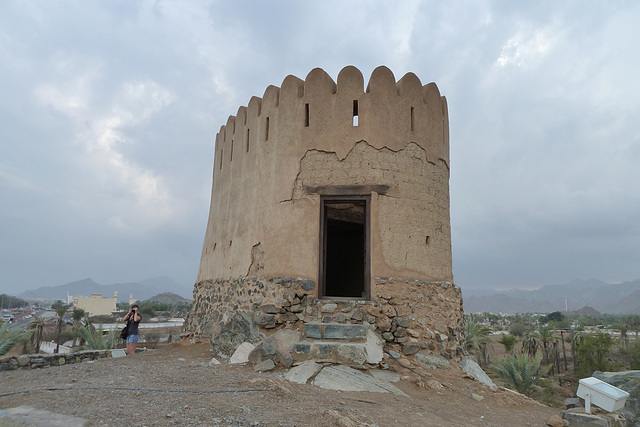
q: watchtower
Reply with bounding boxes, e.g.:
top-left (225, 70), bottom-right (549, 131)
top-left (186, 66), bottom-right (463, 359)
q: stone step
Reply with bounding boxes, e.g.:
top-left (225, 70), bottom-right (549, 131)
top-left (293, 340), bottom-right (369, 366)
top-left (304, 322), bottom-right (366, 341)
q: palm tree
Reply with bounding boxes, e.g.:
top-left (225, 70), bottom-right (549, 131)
top-left (618, 322), bottom-right (629, 348)
top-left (72, 308), bottom-right (85, 324)
top-left (521, 332), bottom-right (540, 358)
top-left (464, 316), bottom-right (494, 367)
top-left (71, 308), bottom-right (86, 347)
top-left (571, 331), bottom-right (585, 373)
top-left (538, 326), bottom-right (554, 365)
top-left (76, 325), bottom-right (118, 350)
top-left (27, 315), bottom-right (45, 353)
top-left (54, 305), bottom-right (68, 353)
top-left (0, 322), bottom-right (29, 356)
top-left (493, 353), bottom-right (550, 396)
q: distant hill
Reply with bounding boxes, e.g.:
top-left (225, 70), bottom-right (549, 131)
top-left (573, 306), bottom-right (601, 316)
top-left (463, 294), bottom-right (564, 314)
top-left (18, 276), bottom-right (193, 302)
top-left (463, 278), bottom-right (640, 314)
top-left (143, 292), bottom-right (191, 304)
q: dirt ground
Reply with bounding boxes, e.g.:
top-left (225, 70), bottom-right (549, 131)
top-left (0, 340), bottom-right (560, 426)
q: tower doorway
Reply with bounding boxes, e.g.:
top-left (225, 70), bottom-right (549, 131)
top-left (320, 197), bottom-right (370, 299)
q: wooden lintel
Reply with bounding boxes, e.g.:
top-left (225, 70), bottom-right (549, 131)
top-left (306, 185), bottom-right (391, 196)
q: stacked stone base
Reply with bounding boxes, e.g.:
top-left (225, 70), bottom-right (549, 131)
top-left (0, 350), bottom-right (114, 371)
top-left (185, 275), bottom-right (464, 360)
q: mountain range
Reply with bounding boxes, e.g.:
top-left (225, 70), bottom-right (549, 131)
top-left (18, 276), bottom-right (193, 302)
top-left (462, 278), bottom-right (640, 314)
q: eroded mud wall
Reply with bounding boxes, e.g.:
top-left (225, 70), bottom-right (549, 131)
top-left (197, 66), bottom-right (451, 285)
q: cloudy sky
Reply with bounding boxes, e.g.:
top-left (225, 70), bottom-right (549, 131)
top-left (1, 1), bottom-right (638, 296)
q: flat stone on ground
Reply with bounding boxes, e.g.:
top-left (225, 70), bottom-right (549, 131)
top-left (369, 370), bottom-right (401, 383)
top-left (284, 361), bottom-right (323, 384)
top-left (0, 405), bottom-right (88, 427)
top-left (253, 359), bottom-right (275, 372)
top-left (458, 358), bottom-right (498, 391)
top-left (415, 353), bottom-right (450, 370)
top-left (312, 365), bottom-right (407, 396)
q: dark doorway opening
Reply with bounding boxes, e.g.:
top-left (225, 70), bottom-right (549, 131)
top-left (320, 198), bottom-right (370, 299)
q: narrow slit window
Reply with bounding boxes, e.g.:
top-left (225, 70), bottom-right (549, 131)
top-left (246, 129), bottom-right (250, 152)
top-left (230, 140), bottom-right (234, 162)
top-left (265, 117), bottom-right (270, 140)
top-left (352, 100), bottom-right (359, 126)
top-left (219, 149), bottom-right (223, 170)
top-left (305, 103), bottom-right (310, 127)
top-left (410, 106), bottom-right (415, 131)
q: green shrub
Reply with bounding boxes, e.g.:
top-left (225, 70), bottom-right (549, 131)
top-left (75, 325), bottom-right (118, 350)
top-left (498, 334), bottom-right (518, 353)
top-left (493, 353), bottom-right (550, 395)
top-left (143, 332), bottom-right (160, 348)
top-left (509, 322), bottom-right (529, 337)
top-left (574, 331), bottom-right (617, 378)
top-left (618, 339), bottom-right (640, 369)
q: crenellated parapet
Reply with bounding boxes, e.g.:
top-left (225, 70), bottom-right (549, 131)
top-left (213, 66), bottom-right (448, 178)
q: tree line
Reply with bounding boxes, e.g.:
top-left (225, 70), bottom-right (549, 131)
top-left (464, 311), bottom-right (640, 404)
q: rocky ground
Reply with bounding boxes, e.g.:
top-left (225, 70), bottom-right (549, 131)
top-left (0, 340), bottom-right (559, 426)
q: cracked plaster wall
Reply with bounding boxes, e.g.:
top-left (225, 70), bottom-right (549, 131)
top-left (293, 141), bottom-right (452, 281)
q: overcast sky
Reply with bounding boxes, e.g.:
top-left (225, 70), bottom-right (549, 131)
top-left (1, 1), bottom-right (638, 296)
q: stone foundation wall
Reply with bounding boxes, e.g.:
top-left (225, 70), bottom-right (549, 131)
top-left (185, 276), bottom-right (464, 359)
top-left (0, 350), bottom-right (113, 371)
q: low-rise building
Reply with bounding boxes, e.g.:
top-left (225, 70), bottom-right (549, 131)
top-left (73, 292), bottom-right (118, 316)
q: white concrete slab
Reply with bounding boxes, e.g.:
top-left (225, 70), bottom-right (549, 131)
top-left (110, 348), bottom-right (127, 358)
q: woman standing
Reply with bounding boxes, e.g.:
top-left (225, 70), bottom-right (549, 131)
top-left (123, 304), bottom-right (142, 355)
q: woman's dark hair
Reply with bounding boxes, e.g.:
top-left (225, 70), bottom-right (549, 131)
top-left (131, 304), bottom-right (139, 309)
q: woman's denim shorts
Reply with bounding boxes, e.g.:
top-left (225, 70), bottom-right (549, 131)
top-left (126, 334), bottom-right (139, 344)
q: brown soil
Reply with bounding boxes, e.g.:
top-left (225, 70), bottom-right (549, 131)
top-left (0, 340), bottom-right (559, 426)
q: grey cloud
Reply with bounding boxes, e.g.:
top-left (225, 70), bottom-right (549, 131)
top-left (1, 1), bottom-right (639, 294)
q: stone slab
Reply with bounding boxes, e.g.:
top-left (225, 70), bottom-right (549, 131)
top-left (254, 359), bottom-right (275, 372)
top-left (304, 323), bottom-right (366, 340)
top-left (458, 358), bottom-right (498, 391)
top-left (284, 361), bottom-right (323, 384)
top-left (365, 329), bottom-right (383, 364)
top-left (415, 353), bottom-right (450, 370)
top-left (324, 324), bottom-right (366, 340)
top-left (369, 370), bottom-right (401, 383)
top-left (293, 341), bottom-right (368, 365)
top-left (229, 342), bottom-right (255, 364)
top-left (562, 409), bottom-right (618, 426)
top-left (0, 406), bottom-right (88, 426)
top-left (312, 365), bottom-right (407, 396)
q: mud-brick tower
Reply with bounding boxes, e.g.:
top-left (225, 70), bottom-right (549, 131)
top-left (186, 66), bottom-right (463, 360)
